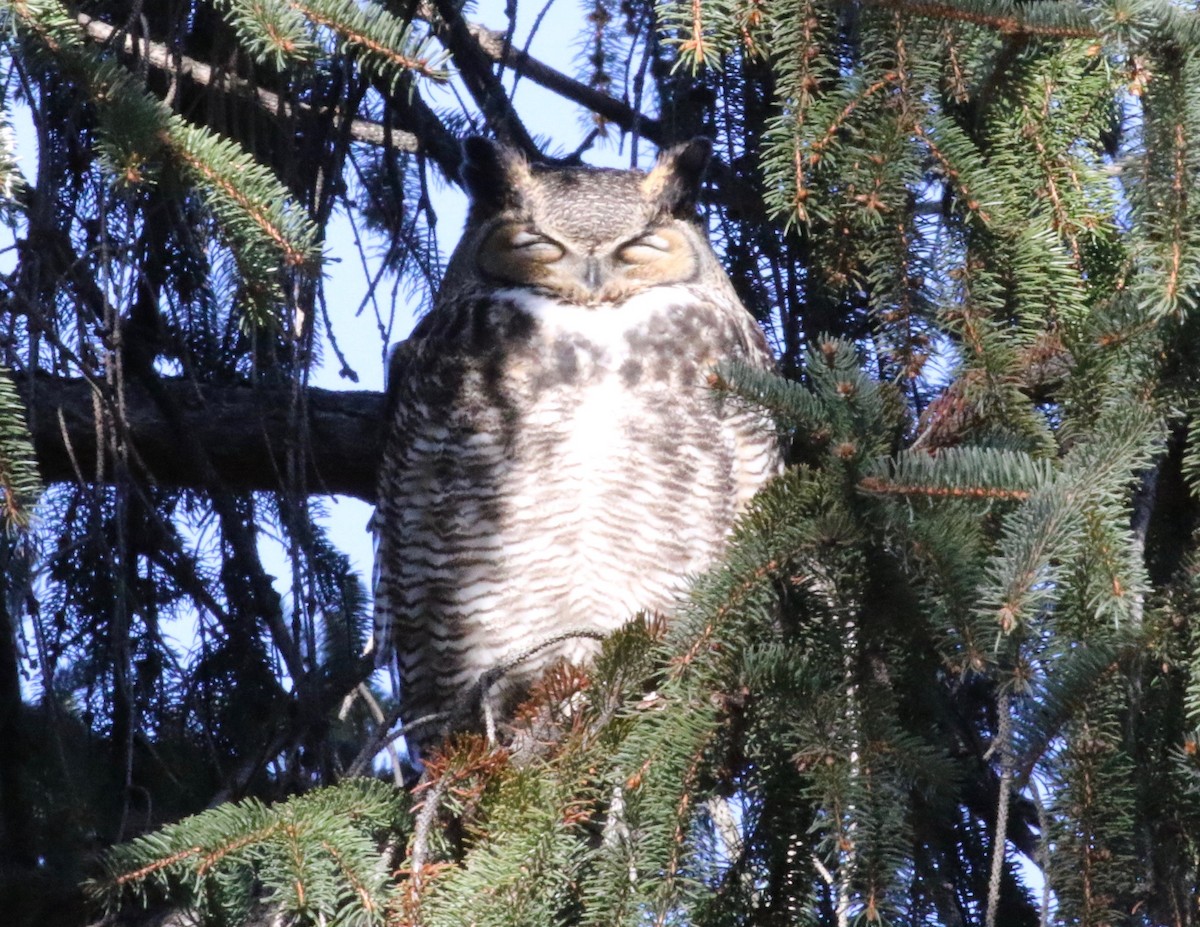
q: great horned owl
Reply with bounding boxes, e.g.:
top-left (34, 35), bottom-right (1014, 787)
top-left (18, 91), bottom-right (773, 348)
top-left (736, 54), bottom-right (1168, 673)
top-left (372, 138), bottom-right (781, 752)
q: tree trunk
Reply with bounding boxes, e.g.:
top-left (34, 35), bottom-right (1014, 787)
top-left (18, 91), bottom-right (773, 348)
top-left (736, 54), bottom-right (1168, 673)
top-left (0, 584), bottom-right (35, 869)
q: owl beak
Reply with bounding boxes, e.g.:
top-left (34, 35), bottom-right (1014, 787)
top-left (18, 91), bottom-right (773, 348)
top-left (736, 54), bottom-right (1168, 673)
top-left (583, 257), bottom-right (603, 293)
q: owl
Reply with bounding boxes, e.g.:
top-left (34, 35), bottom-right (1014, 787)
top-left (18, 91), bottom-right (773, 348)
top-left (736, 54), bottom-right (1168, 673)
top-left (372, 137), bottom-right (782, 753)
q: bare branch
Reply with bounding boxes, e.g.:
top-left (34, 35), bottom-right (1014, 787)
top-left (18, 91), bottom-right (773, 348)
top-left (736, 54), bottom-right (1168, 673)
top-left (455, 15), bottom-right (664, 144)
top-left (426, 0), bottom-right (540, 154)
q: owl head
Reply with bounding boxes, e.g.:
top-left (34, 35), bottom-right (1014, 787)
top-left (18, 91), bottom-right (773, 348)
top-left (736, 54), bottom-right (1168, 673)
top-left (441, 138), bottom-right (722, 306)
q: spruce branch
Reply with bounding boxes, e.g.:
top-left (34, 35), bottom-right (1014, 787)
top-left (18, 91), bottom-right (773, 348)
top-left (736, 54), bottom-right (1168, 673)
top-left (290, 0), bottom-right (450, 87)
top-left (0, 366), bottom-right (42, 528)
top-left (860, 446), bottom-right (1054, 503)
top-left (976, 396), bottom-right (1160, 636)
top-left (663, 0), bottom-right (725, 70)
top-left (212, 0), bottom-right (451, 84)
top-left (91, 780), bottom-right (408, 924)
top-left (1044, 694), bottom-right (1139, 924)
top-left (759, 0), bottom-right (828, 224)
top-left (911, 116), bottom-right (996, 224)
top-left (211, 0), bottom-right (319, 69)
top-left (11, 0), bottom-right (321, 319)
top-left (1130, 46), bottom-right (1200, 320)
top-left (805, 73), bottom-right (898, 174)
top-left (716, 339), bottom-right (895, 468)
top-left (75, 12), bottom-right (420, 149)
top-left (712, 359), bottom-right (826, 430)
top-left (867, 0), bottom-right (1098, 40)
top-left (168, 122), bottom-right (317, 271)
top-left (1013, 639), bottom-right (1127, 780)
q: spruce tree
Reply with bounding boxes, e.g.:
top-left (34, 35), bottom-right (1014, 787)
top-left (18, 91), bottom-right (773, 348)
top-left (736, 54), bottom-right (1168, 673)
top-left (2, 1), bottom-right (1200, 926)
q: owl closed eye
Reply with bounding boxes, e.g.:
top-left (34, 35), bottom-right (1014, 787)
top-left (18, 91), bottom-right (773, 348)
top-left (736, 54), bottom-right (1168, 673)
top-left (459, 139), bottom-right (714, 305)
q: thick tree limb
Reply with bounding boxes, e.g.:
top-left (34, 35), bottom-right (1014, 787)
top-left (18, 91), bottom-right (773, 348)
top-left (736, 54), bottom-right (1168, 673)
top-left (19, 377), bottom-right (384, 502)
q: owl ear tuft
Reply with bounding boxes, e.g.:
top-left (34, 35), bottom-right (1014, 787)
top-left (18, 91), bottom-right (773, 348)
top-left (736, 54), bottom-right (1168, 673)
top-left (642, 137), bottom-right (712, 216)
top-left (460, 137), bottom-right (532, 213)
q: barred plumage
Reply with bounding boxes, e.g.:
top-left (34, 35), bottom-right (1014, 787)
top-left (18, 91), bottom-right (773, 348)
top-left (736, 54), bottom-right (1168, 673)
top-left (372, 138), bottom-right (782, 753)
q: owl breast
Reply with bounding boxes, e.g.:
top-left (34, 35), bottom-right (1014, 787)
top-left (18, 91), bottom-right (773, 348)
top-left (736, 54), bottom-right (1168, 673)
top-left (498, 285), bottom-right (749, 620)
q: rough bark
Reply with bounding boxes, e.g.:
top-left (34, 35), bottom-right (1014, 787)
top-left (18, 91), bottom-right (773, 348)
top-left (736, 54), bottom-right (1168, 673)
top-left (18, 377), bottom-right (385, 501)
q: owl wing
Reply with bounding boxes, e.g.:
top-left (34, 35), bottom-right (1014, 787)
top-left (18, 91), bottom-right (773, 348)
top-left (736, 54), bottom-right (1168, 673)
top-left (370, 301), bottom-right (505, 740)
top-left (369, 335), bottom-right (417, 665)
